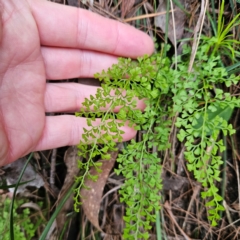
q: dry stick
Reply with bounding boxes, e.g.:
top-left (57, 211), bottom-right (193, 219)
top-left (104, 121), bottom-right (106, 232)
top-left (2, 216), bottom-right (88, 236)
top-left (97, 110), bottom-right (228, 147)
top-left (50, 148), bottom-right (57, 189)
top-left (100, 194), bottom-right (108, 231)
top-left (189, 3), bottom-right (200, 28)
top-left (101, 185), bottom-right (121, 202)
top-left (233, 229), bottom-right (240, 240)
top-left (226, 154), bottom-right (240, 219)
top-left (215, 217), bottom-right (240, 233)
top-left (172, 218), bottom-right (178, 240)
top-left (169, 0), bottom-right (177, 69)
top-left (176, 146), bottom-right (185, 176)
top-left (168, 0), bottom-right (179, 175)
top-left (182, 185), bottom-right (201, 231)
top-left (164, 201), bottom-right (191, 240)
top-left (111, 0), bottom-right (122, 13)
top-left (217, 217), bottom-right (226, 240)
top-left (221, 201), bottom-right (234, 230)
top-left (234, 153), bottom-right (240, 218)
top-left (224, 158), bottom-right (240, 232)
top-left (203, 226), bottom-right (214, 240)
top-left (143, 3), bottom-right (154, 39)
top-left (188, 0), bottom-right (208, 72)
top-left (124, 9), bottom-right (177, 23)
top-left (88, 4), bottom-right (123, 22)
top-left (164, 112), bottom-right (179, 166)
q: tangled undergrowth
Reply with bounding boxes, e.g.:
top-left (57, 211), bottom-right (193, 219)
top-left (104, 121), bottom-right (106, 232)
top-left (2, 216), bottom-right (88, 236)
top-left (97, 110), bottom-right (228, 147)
top-left (3, 0), bottom-right (240, 239)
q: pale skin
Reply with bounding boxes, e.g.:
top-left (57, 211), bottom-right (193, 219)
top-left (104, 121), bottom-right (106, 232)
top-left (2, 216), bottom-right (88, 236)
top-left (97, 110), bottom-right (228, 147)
top-left (0, 0), bottom-right (154, 166)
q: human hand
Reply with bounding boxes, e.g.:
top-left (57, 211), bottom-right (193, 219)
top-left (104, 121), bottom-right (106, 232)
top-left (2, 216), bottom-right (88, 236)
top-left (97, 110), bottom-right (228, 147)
top-left (0, 0), bottom-right (154, 166)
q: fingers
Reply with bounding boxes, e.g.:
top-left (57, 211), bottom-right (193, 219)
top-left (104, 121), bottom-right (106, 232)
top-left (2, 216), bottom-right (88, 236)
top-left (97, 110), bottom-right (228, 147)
top-left (44, 83), bottom-right (97, 112)
top-left (41, 47), bottom-right (118, 79)
top-left (44, 82), bottom-right (145, 113)
top-left (35, 115), bottom-right (136, 151)
top-left (29, 0), bottom-right (154, 58)
top-left (0, 6), bottom-right (2, 45)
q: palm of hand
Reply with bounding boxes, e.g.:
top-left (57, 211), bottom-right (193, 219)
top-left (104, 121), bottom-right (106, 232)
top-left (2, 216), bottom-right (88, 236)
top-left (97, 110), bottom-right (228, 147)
top-left (0, 1), bottom-right (45, 163)
top-left (0, 0), bottom-right (154, 165)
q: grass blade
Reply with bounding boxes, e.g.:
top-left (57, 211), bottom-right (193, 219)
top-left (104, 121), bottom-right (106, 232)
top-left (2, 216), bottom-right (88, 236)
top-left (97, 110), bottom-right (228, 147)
top-left (0, 180), bottom-right (35, 190)
top-left (210, 0), bottom-right (216, 27)
top-left (39, 181), bottom-right (78, 240)
top-left (156, 210), bottom-right (162, 240)
top-left (226, 61), bottom-right (240, 73)
top-left (10, 153), bottom-right (33, 240)
top-left (172, 0), bottom-right (190, 16)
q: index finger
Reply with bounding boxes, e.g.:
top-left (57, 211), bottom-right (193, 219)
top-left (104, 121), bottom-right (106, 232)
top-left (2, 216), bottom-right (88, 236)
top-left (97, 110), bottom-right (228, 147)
top-left (28, 0), bottom-right (154, 58)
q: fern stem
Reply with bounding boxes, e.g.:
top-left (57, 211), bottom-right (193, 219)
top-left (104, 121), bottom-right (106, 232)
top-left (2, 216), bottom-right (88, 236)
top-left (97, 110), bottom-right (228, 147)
top-left (220, 135), bottom-right (227, 218)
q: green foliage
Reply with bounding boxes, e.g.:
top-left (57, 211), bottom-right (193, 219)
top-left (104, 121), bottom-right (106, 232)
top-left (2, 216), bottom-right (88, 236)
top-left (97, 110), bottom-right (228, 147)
top-left (205, 0), bottom-right (240, 61)
top-left (174, 43), bottom-right (240, 226)
top-left (0, 197), bottom-right (39, 240)
top-left (75, 54), bottom-right (172, 238)
top-left (75, 41), bottom-right (240, 237)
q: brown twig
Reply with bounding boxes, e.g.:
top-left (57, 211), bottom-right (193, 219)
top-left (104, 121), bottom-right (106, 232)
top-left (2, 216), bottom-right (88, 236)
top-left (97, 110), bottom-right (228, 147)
top-left (164, 201), bottom-right (191, 240)
top-left (188, 0), bottom-right (208, 72)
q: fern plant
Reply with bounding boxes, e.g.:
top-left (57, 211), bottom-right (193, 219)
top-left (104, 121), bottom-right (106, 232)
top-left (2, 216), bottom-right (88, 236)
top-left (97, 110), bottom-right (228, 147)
top-left (174, 43), bottom-right (239, 226)
top-left (0, 197), bottom-right (40, 240)
top-left (75, 40), bottom-right (240, 238)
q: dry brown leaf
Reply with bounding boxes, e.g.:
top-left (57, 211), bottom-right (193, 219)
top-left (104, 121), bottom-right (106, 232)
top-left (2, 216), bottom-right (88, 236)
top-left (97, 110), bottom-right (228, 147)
top-left (20, 202), bottom-right (46, 221)
top-left (121, 0), bottom-right (135, 18)
top-left (81, 151), bottom-right (118, 232)
top-left (3, 157), bottom-right (44, 194)
top-left (154, 0), bottom-right (186, 45)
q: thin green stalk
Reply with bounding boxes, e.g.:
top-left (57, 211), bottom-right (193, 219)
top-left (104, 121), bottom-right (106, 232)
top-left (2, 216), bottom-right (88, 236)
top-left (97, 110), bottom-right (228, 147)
top-left (156, 211), bottom-right (162, 240)
top-left (74, 102), bottom-right (117, 208)
top-left (210, 0), bottom-right (216, 28)
top-left (39, 181), bottom-right (78, 240)
top-left (10, 153), bottom-right (33, 240)
top-left (207, 11), bottom-right (217, 36)
top-left (220, 135), bottom-right (227, 219)
top-left (172, 0), bottom-right (190, 16)
top-left (226, 61), bottom-right (240, 74)
top-left (0, 179), bottom-right (34, 190)
top-left (229, 0), bottom-right (237, 17)
top-left (133, 120), bottom-right (155, 239)
top-left (59, 221), bottom-right (69, 240)
top-left (154, 0), bottom-right (157, 39)
top-left (136, 7), bottom-right (142, 30)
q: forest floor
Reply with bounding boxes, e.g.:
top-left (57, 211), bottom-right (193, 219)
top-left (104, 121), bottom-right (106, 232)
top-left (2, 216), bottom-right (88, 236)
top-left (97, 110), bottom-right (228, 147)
top-left (1, 0), bottom-right (240, 239)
